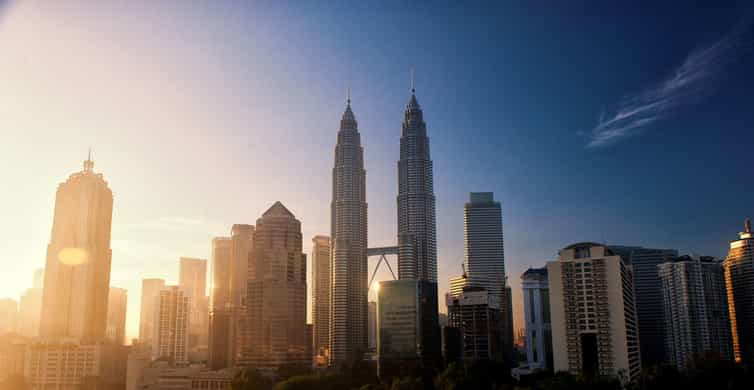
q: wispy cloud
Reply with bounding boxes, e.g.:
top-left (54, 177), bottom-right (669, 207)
top-left (586, 21), bottom-right (751, 148)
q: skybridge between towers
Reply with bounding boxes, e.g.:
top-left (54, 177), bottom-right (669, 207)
top-left (368, 246), bottom-right (398, 290)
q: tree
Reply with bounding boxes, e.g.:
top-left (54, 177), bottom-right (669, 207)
top-left (231, 368), bottom-right (273, 390)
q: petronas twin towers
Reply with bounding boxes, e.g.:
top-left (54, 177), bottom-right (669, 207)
top-left (329, 84), bottom-right (438, 366)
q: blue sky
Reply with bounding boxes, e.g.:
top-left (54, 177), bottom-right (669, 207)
top-left (1, 0), bottom-right (753, 337)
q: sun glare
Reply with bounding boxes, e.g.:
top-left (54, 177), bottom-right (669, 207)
top-left (58, 247), bottom-right (89, 266)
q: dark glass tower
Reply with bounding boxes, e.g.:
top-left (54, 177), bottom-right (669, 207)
top-left (330, 96), bottom-right (368, 366)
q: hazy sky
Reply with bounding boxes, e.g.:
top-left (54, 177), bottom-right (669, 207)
top-left (1, 1), bottom-right (753, 342)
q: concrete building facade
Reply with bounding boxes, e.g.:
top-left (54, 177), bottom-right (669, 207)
top-left (548, 243), bottom-right (641, 381)
top-left (40, 155), bottom-right (113, 341)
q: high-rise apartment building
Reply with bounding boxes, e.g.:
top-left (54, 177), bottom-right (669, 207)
top-left (446, 287), bottom-right (503, 363)
top-left (548, 243), bottom-right (641, 382)
top-left (658, 255), bottom-right (733, 369)
top-left (139, 278), bottom-right (165, 345)
top-left (610, 245), bottom-right (678, 365)
top-left (247, 202), bottom-right (308, 376)
top-left (152, 286), bottom-right (190, 365)
top-left (0, 299), bottom-right (18, 335)
top-left (463, 193), bottom-right (505, 300)
top-left (311, 235), bottom-right (331, 359)
top-left (522, 267), bottom-right (552, 371)
top-left (448, 274), bottom-right (469, 298)
top-left (723, 218), bottom-right (754, 364)
top-left (208, 237), bottom-right (232, 369)
top-left (330, 96), bottom-right (368, 366)
top-left (40, 155), bottom-right (113, 341)
top-left (377, 280), bottom-right (440, 378)
top-left (397, 85), bottom-right (437, 283)
top-left (106, 287), bottom-right (128, 345)
top-left (179, 257), bottom-right (209, 350)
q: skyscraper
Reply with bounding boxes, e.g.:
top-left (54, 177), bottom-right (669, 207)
top-left (229, 224), bottom-right (254, 366)
top-left (152, 285), bottom-right (190, 365)
top-left (247, 202), bottom-right (308, 376)
top-left (311, 235), bottom-right (331, 359)
top-left (724, 218), bottom-right (754, 364)
top-left (179, 257), bottom-right (209, 350)
top-left (463, 193), bottom-right (505, 300)
top-left (397, 83), bottom-right (437, 283)
top-left (139, 278), bottom-right (165, 346)
top-left (19, 269), bottom-right (44, 338)
top-left (106, 287), bottom-right (128, 345)
top-left (0, 299), bottom-right (18, 334)
top-left (610, 245), bottom-right (678, 365)
top-left (330, 95), bottom-right (368, 366)
top-left (521, 267), bottom-right (552, 371)
top-left (548, 243), bottom-right (641, 382)
top-left (658, 256), bottom-right (733, 369)
top-left (40, 154), bottom-right (114, 341)
top-left (208, 236), bottom-right (232, 369)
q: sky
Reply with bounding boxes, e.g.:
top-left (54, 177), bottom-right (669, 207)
top-left (1, 0), bottom-right (753, 343)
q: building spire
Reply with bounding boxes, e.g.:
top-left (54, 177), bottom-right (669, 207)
top-left (346, 87), bottom-right (351, 106)
top-left (83, 147), bottom-right (94, 172)
top-left (410, 67), bottom-right (415, 94)
top-left (746, 217), bottom-right (751, 233)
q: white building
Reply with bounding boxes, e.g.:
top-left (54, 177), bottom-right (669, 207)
top-left (152, 286), bottom-right (190, 365)
top-left (548, 243), bottom-right (641, 382)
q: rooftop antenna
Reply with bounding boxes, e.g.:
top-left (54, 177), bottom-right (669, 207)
top-left (410, 67), bottom-right (415, 94)
top-left (83, 146), bottom-right (94, 172)
top-left (346, 87), bottom-right (351, 106)
top-left (746, 217), bottom-right (751, 233)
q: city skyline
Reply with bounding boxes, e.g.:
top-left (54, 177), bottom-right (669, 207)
top-left (2, 1), bottom-right (754, 345)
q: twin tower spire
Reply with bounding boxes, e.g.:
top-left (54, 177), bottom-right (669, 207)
top-left (329, 72), bottom-right (437, 367)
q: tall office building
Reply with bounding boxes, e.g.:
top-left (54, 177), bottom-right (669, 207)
top-left (397, 83), bottom-right (437, 282)
top-left (19, 268), bottom-right (45, 338)
top-left (208, 237), bottom-right (232, 369)
top-left (610, 245), bottom-right (678, 365)
top-left (658, 256), bottom-right (733, 369)
top-left (19, 289), bottom-right (43, 338)
top-left (179, 257), bottom-right (209, 350)
top-left (0, 299), bottom-right (18, 334)
top-left (247, 202), bottom-right (308, 376)
top-left (33, 268), bottom-right (45, 289)
top-left (229, 224), bottom-right (254, 366)
top-left (152, 286), bottom-right (190, 365)
top-left (330, 95), bottom-right (368, 366)
top-left (463, 193), bottom-right (505, 300)
top-left (311, 235), bottom-right (331, 359)
top-left (548, 243), bottom-right (641, 382)
top-left (724, 218), bottom-right (754, 364)
top-left (522, 267), bottom-right (552, 371)
top-left (139, 278), bottom-right (165, 345)
top-left (446, 287), bottom-right (503, 363)
top-left (40, 154), bottom-right (114, 341)
top-left (377, 280), bottom-right (440, 378)
top-left (106, 287), bottom-right (128, 345)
